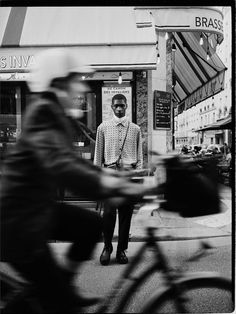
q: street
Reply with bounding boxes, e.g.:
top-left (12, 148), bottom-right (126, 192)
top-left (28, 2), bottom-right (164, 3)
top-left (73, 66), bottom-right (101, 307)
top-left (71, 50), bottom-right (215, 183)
top-left (50, 236), bottom-right (233, 313)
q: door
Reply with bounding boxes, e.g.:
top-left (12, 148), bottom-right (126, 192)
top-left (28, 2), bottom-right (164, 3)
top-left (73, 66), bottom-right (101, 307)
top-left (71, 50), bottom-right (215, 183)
top-left (62, 81), bottom-right (102, 200)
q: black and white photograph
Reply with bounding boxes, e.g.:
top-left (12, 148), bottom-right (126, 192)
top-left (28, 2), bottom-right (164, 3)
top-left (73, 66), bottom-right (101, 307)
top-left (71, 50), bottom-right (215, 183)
top-left (0, 3), bottom-right (234, 313)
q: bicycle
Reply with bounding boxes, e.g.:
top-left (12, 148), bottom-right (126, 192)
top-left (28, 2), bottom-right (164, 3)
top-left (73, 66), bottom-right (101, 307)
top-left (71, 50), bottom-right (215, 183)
top-left (1, 203), bottom-right (233, 313)
top-left (0, 155), bottom-right (234, 313)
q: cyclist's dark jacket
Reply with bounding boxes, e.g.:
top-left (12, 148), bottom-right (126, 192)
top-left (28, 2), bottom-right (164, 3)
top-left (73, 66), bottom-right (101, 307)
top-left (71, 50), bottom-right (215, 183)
top-left (0, 91), bottom-right (104, 262)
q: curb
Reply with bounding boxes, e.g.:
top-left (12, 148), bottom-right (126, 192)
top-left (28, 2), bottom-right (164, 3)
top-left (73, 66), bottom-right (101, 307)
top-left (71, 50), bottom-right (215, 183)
top-left (120, 234), bottom-right (231, 242)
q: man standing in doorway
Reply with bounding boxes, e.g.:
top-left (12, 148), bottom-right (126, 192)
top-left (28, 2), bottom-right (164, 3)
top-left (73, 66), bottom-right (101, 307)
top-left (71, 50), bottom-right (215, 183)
top-left (94, 94), bottom-right (143, 265)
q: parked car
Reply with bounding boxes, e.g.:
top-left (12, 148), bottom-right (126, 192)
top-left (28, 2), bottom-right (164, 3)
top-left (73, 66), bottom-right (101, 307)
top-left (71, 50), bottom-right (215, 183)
top-left (186, 144), bottom-right (208, 157)
top-left (206, 144), bottom-right (222, 155)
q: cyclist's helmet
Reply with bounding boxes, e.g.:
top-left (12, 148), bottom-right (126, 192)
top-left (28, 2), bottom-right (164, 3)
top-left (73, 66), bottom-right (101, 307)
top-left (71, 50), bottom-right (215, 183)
top-left (27, 48), bottom-right (94, 93)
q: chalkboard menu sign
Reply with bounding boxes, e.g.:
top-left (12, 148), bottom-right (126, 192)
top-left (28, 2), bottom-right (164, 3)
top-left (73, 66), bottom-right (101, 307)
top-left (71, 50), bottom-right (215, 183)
top-left (153, 90), bottom-right (171, 129)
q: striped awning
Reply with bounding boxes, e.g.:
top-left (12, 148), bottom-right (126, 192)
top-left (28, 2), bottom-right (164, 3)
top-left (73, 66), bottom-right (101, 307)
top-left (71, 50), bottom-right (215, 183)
top-left (172, 31), bottom-right (226, 112)
top-left (134, 6), bottom-right (227, 111)
top-left (0, 7), bottom-right (157, 70)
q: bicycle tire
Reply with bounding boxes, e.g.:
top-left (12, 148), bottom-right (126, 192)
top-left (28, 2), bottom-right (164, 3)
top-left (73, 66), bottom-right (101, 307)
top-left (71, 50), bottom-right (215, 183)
top-left (141, 275), bottom-right (233, 313)
top-left (113, 265), bottom-right (157, 313)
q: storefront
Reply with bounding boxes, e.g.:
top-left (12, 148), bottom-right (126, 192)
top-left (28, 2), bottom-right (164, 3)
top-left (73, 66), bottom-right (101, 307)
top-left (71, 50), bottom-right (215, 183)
top-left (0, 6), bottom-right (227, 200)
top-left (0, 70), bottom-right (151, 161)
top-left (0, 7), bottom-right (157, 200)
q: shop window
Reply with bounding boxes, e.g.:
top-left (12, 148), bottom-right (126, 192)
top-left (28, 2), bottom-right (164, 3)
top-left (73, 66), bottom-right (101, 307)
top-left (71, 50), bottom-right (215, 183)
top-left (74, 92), bottom-right (97, 159)
top-left (218, 108), bottom-right (222, 119)
top-left (0, 82), bottom-right (29, 165)
top-left (60, 81), bottom-right (103, 200)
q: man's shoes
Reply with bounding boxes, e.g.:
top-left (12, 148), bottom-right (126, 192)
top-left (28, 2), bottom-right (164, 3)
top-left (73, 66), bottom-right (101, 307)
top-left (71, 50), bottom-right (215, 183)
top-left (100, 247), bottom-right (112, 266)
top-left (116, 250), bottom-right (128, 264)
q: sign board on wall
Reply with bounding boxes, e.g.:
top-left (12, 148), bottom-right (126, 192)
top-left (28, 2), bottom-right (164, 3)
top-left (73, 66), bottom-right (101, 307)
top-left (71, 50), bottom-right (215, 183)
top-left (153, 90), bottom-right (171, 129)
top-left (102, 85), bottom-right (132, 121)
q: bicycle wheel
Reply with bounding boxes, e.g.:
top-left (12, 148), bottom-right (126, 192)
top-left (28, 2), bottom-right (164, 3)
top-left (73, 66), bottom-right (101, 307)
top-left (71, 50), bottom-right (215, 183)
top-left (141, 276), bottom-right (233, 313)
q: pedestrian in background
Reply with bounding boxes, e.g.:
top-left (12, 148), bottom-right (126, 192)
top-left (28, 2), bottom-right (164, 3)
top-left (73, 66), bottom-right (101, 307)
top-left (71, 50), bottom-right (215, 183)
top-left (94, 93), bottom-right (143, 265)
top-left (223, 142), bottom-right (229, 157)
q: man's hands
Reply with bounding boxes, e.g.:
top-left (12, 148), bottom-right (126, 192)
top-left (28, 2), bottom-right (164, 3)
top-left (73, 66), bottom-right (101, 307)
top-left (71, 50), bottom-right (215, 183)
top-left (100, 170), bottom-right (158, 207)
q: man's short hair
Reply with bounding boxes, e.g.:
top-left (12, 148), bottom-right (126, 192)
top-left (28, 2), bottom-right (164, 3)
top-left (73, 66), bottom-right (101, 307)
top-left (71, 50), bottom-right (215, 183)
top-left (112, 94), bottom-right (127, 104)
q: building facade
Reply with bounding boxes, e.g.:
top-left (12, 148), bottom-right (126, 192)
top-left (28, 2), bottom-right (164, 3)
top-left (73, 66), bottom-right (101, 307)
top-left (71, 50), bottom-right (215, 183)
top-left (174, 6), bottom-right (232, 149)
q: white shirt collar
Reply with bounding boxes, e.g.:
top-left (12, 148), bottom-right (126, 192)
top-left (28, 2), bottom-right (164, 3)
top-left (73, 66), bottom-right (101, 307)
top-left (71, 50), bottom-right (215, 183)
top-left (112, 115), bottom-right (128, 126)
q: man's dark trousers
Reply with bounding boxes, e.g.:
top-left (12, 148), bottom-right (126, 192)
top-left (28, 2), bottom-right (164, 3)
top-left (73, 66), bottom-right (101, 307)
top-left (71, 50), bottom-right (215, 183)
top-left (102, 202), bottom-right (133, 252)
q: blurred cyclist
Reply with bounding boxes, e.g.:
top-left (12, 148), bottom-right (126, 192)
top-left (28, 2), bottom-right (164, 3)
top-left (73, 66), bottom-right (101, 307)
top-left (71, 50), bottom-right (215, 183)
top-left (0, 49), bottom-right (153, 313)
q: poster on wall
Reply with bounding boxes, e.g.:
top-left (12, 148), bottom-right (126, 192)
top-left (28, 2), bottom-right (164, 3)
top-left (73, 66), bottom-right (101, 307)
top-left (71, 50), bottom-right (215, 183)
top-left (153, 90), bottom-right (171, 129)
top-left (102, 85), bottom-right (132, 121)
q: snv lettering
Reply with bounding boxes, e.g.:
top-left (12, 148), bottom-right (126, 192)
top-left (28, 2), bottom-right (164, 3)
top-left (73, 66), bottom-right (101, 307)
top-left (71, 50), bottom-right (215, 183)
top-left (0, 55), bottom-right (35, 69)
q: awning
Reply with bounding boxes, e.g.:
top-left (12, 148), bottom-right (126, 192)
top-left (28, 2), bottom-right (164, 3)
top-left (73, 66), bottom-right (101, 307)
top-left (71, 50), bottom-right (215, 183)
top-left (0, 7), bottom-right (157, 70)
top-left (172, 31), bottom-right (226, 113)
top-left (195, 114), bottom-right (232, 131)
top-left (134, 7), bottom-right (227, 112)
top-left (135, 6), bottom-right (224, 41)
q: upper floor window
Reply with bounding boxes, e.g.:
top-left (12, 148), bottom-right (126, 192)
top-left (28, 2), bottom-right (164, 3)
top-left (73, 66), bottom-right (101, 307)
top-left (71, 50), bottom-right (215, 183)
top-left (213, 112), bottom-right (215, 122)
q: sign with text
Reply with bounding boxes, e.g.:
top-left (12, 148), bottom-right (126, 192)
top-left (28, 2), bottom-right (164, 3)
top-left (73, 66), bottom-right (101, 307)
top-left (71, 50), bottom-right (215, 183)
top-left (0, 54), bottom-right (36, 70)
top-left (102, 85), bottom-right (132, 121)
top-left (150, 7), bottom-right (224, 38)
top-left (153, 90), bottom-right (171, 129)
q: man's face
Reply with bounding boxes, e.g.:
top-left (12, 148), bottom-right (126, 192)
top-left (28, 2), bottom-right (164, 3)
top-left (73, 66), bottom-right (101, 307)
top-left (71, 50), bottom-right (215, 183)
top-left (111, 99), bottom-right (127, 118)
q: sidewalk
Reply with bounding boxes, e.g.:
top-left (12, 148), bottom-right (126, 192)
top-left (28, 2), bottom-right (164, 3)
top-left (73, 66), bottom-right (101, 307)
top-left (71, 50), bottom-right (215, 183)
top-left (63, 184), bottom-right (232, 242)
top-left (113, 184), bottom-right (232, 242)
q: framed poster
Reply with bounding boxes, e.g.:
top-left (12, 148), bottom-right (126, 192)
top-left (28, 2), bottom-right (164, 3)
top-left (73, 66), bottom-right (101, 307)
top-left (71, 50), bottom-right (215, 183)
top-left (102, 85), bottom-right (132, 121)
top-left (153, 90), bottom-right (171, 129)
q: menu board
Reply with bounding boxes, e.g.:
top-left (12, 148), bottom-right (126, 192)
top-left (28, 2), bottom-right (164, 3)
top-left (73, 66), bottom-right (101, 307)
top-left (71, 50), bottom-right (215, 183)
top-left (102, 85), bottom-right (132, 121)
top-left (153, 90), bottom-right (171, 129)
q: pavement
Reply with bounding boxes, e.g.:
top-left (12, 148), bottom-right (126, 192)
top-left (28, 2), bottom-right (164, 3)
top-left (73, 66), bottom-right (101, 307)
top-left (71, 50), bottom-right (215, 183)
top-left (113, 183), bottom-right (233, 242)
top-left (61, 183), bottom-right (232, 242)
top-left (46, 184), bottom-right (232, 277)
